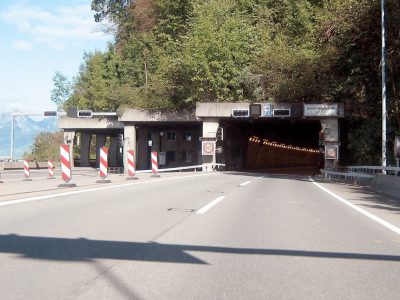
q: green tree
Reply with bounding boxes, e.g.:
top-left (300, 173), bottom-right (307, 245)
top-left (51, 71), bottom-right (72, 108)
top-left (24, 131), bottom-right (64, 161)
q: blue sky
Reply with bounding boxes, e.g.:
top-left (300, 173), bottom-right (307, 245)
top-left (0, 0), bottom-right (112, 114)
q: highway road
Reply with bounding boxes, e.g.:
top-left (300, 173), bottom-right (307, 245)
top-left (0, 170), bottom-right (399, 299)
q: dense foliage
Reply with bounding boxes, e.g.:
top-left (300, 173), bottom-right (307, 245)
top-left (58, 0), bottom-right (400, 165)
top-left (24, 131), bottom-right (64, 161)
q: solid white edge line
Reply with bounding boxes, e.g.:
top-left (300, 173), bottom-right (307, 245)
top-left (309, 178), bottom-right (400, 236)
top-left (0, 173), bottom-right (220, 208)
top-left (196, 196), bottom-right (225, 214)
top-left (240, 180), bottom-right (251, 187)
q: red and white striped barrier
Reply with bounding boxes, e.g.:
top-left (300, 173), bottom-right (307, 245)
top-left (23, 159), bottom-right (30, 180)
top-left (127, 150), bottom-right (136, 177)
top-left (47, 160), bottom-right (54, 179)
top-left (99, 146), bottom-right (108, 179)
top-left (151, 151), bottom-right (159, 177)
top-left (60, 144), bottom-right (72, 183)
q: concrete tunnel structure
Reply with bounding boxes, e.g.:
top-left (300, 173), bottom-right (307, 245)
top-left (59, 102), bottom-right (344, 172)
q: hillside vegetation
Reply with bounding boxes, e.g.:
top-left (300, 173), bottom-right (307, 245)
top-left (60, 0), bottom-right (400, 165)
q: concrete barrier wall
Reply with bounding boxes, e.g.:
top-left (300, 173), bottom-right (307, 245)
top-left (373, 174), bottom-right (400, 199)
top-left (1, 161), bottom-right (61, 170)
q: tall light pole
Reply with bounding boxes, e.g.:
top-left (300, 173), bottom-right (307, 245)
top-left (10, 114), bottom-right (14, 160)
top-left (381, 0), bottom-right (387, 173)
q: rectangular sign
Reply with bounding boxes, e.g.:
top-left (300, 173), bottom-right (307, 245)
top-left (304, 104), bottom-right (338, 117)
top-left (262, 103), bottom-right (273, 117)
top-left (232, 109), bottom-right (249, 117)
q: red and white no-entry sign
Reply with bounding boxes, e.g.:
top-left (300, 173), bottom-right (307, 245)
top-left (23, 159), bottom-right (30, 179)
top-left (60, 144), bottom-right (72, 183)
top-left (99, 146), bottom-right (108, 179)
top-left (127, 150), bottom-right (136, 177)
top-left (151, 151), bottom-right (159, 176)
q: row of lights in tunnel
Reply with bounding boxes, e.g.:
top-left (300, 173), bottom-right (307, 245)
top-left (248, 136), bottom-right (322, 154)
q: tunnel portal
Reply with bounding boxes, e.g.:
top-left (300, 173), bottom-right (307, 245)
top-left (221, 119), bottom-right (324, 174)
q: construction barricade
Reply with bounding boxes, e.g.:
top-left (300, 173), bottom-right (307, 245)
top-left (151, 151), bottom-right (160, 177)
top-left (23, 159), bottom-right (32, 181)
top-left (127, 150), bottom-right (138, 180)
top-left (59, 144), bottom-right (76, 187)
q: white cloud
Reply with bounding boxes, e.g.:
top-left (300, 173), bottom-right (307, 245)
top-left (12, 40), bottom-right (33, 51)
top-left (1, 3), bottom-right (109, 49)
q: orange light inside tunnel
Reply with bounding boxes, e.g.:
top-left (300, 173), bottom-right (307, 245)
top-left (249, 136), bottom-right (322, 153)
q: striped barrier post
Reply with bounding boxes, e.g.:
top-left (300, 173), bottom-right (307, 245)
top-left (97, 146), bottom-right (111, 183)
top-left (151, 151), bottom-right (160, 177)
top-left (59, 144), bottom-right (76, 187)
top-left (23, 159), bottom-right (32, 181)
top-left (47, 160), bottom-right (55, 179)
top-left (127, 150), bottom-right (138, 180)
top-left (99, 147), bottom-right (108, 179)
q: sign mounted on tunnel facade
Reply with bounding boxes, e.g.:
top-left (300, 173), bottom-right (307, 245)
top-left (304, 104), bottom-right (338, 117)
top-left (325, 145), bottom-right (339, 160)
top-left (202, 141), bottom-right (216, 156)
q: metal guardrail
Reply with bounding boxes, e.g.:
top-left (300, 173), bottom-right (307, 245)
top-left (97, 163), bottom-right (225, 174)
top-left (320, 169), bottom-right (375, 180)
top-left (135, 163), bottom-right (226, 174)
top-left (346, 166), bottom-right (400, 176)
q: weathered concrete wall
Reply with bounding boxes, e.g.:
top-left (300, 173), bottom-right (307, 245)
top-left (373, 174), bottom-right (400, 199)
top-left (59, 117), bottom-right (123, 129)
top-left (196, 103), bottom-right (250, 118)
top-left (123, 126), bottom-right (137, 172)
top-left (1, 161), bottom-right (61, 169)
top-left (119, 108), bottom-right (198, 122)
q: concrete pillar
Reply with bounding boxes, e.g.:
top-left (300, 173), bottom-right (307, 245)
top-left (80, 132), bottom-right (91, 167)
top-left (96, 134), bottom-right (107, 168)
top-left (123, 125), bottom-right (137, 173)
top-left (151, 130), bottom-right (160, 153)
top-left (202, 118), bottom-right (219, 170)
top-left (63, 130), bottom-right (75, 168)
top-left (320, 118), bottom-right (339, 169)
top-left (109, 136), bottom-right (119, 167)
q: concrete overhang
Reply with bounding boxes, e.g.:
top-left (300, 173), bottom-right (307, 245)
top-left (196, 102), bottom-right (345, 118)
top-left (118, 108), bottom-right (199, 123)
top-left (59, 116), bottom-right (124, 130)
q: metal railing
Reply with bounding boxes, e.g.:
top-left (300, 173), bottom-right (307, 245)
top-left (320, 169), bottom-right (375, 180)
top-left (346, 166), bottom-right (400, 176)
top-left (135, 163), bottom-right (225, 174)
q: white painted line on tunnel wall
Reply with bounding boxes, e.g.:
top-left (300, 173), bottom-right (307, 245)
top-left (0, 173), bottom-right (220, 208)
top-left (196, 196), bottom-right (225, 214)
top-left (239, 181), bottom-right (251, 187)
top-left (310, 178), bottom-right (400, 236)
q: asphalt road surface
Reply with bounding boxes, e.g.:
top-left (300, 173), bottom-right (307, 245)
top-left (0, 170), bottom-right (399, 299)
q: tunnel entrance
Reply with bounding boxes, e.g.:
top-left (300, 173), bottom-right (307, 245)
top-left (221, 119), bottom-right (324, 175)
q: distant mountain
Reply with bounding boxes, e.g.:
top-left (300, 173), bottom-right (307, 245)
top-left (0, 113), bottom-right (59, 159)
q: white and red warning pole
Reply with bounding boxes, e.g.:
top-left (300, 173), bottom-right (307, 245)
top-left (23, 159), bottom-right (31, 180)
top-left (127, 150), bottom-right (137, 179)
top-left (99, 146), bottom-right (108, 179)
top-left (60, 144), bottom-right (72, 183)
top-left (151, 151), bottom-right (160, 177)
top-left (47, 160), bottom-right (55, 179)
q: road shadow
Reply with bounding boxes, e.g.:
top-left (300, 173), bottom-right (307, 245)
top-left (1, 234), bottom-right (399, 263)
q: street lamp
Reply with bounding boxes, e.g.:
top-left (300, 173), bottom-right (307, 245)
top-left (381, 0), bottom-right (387, 174)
